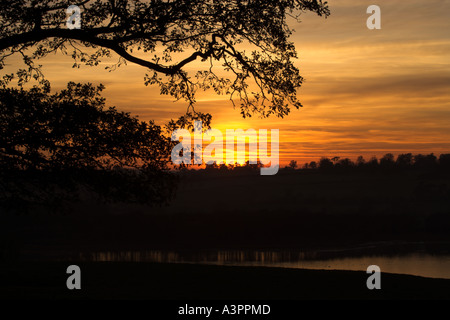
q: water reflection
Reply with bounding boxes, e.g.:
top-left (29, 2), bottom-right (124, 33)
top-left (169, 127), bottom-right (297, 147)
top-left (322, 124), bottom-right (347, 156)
top-left (78, 249), bottom-right (450, 279)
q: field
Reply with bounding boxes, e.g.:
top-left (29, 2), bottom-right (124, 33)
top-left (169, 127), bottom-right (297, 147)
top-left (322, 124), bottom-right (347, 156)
top-left (2, 169), bottom-right (450, 256)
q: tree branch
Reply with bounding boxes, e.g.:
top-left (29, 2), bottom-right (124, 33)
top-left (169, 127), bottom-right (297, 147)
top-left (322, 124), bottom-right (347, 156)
top-left (0, 29), bottom-right (220, 75)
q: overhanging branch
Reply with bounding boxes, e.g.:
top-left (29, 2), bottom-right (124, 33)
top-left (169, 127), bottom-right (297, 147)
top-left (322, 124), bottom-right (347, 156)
top-left (0, 29), bottom-right (220, 75)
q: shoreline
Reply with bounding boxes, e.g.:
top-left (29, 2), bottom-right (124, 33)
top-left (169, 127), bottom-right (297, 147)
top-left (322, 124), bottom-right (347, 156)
top-left (17, 239), bottom-right (450, 261)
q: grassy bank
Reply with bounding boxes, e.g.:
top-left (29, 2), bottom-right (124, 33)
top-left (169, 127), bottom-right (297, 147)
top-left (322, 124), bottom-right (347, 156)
top-left (1, 262), bottom-right (450, 300)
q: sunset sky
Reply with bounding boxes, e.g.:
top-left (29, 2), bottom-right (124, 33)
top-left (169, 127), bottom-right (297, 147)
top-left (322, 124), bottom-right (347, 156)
top-left (6, 0), bottom-right (450, 166)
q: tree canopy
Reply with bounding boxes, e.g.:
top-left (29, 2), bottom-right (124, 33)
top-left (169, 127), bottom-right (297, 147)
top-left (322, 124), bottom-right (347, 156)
top-left (0, 82), bottom-right (176, 212)
top-left (0, 0), bottom-right (329, 118)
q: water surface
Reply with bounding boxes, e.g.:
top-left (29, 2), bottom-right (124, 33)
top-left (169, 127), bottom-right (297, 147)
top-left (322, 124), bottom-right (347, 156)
top-left (78, 249), bottom-right (450, 279)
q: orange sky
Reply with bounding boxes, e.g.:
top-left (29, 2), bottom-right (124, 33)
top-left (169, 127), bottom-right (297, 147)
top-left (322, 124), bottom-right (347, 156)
top-left (4, 0), bottom-right (450, 166)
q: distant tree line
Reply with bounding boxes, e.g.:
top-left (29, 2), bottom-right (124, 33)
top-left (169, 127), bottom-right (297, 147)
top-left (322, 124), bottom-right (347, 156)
top-left (176, 161), bottom-right (264, 177)
top-left (176, 152), bottom-right (450, 176)
top-left (285, 153), bottom-right (450, 171)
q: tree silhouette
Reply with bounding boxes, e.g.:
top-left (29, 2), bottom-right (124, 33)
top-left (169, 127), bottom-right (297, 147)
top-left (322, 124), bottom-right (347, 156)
top-left (288, 160), bottom-right (298, 169)
top-left (367, 156), bottom-right (379, 168)
top-left (414, 153), bottom-right (437, 169)
top-left (331, 156), bottom-right (340, 164)
top-left (439, 154), bottom-right (450, 170)
top-left (380, 153), bottom-right (395, 168)
top-left (396, 153), bottom-right (413, 168)
top-left (0, 0), bottom-right (329, 118)
top-left (318, 157), bottom-right (333, 170)
top-left (336, 157), bottom-right (353, 169)
top-left (356, 155), bottom-right (365, 167)
top-left (0, 82), bottom-right (176, 212)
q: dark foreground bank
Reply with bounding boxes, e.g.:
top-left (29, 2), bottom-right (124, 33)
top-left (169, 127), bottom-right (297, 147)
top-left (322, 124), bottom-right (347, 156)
top-left (1, 262), bottom-right (450, 300)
